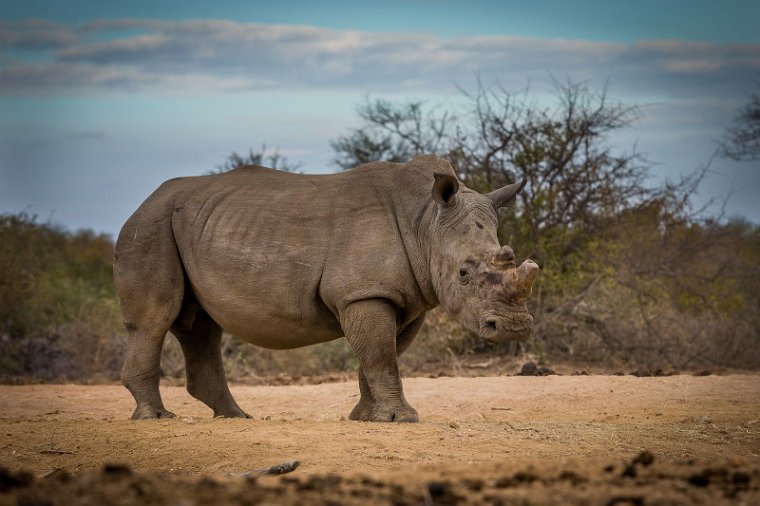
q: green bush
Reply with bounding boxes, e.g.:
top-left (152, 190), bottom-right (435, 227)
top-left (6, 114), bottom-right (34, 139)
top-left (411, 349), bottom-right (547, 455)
top-left (0, 213), bottom-right (124, 381)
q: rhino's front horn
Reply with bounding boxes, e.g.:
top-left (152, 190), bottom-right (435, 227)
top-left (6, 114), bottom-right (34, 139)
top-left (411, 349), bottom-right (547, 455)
top-left (513, 259), bottom-right (539, 300)
top-left (503, 259), bottom-right (539, 302)
top-left (519, 259), bottom-right (540, 285)
top-left (488, 180), bottom-right (526, 208)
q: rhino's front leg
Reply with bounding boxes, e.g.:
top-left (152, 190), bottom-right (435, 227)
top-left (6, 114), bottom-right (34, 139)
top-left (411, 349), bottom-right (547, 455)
top-left (351, 314), bottom-right (425, 422)
top-left (340, 299), bottom-right (418, 422)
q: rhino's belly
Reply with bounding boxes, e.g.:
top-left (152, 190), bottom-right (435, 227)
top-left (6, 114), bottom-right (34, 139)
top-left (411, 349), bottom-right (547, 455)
top-left (177, 232), bottom-right (344, 349)
top-left (216, 312), bottom-right (344, 350)
top-left (189, 278), bottom-right (344, 350)
top-left (223, 319), bottom-right (343, 350)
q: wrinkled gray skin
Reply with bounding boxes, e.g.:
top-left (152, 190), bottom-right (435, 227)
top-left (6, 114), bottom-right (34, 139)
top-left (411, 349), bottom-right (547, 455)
top-left (114, 155), bottom-right (539, 422)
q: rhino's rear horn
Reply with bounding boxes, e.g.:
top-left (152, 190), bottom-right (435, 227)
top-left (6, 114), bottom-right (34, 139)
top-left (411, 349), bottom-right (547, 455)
top-left (494, 245), bottom-right (517, 268)
top-left (432, 174), bottom-right (460, 206)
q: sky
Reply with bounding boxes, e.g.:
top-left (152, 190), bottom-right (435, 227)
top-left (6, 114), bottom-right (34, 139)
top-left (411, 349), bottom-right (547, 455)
top-left (1, 0), bottom-right (759, 236)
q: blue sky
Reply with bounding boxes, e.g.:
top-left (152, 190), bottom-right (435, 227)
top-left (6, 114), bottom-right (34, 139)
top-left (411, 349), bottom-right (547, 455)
top-left (1, 1), bottom-right (759, 235)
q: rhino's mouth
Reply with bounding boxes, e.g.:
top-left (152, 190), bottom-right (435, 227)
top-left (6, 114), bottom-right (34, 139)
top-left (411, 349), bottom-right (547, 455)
top-left (479, 307), bottom-right (534, 342)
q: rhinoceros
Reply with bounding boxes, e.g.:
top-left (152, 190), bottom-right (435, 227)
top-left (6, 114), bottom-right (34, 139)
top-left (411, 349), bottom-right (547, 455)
top-left (114, 154), bottom-right (538, 422)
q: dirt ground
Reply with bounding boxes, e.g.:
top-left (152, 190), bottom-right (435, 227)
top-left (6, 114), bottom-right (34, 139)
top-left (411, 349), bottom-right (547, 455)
top-left (1, 375), bottom-right (759, 504)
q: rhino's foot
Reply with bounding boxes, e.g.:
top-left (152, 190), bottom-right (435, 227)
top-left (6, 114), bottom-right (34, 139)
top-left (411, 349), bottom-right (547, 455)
top-left (213, 408), bottom-right (253, 419)
top-left (131, 405), bottom-right (177, 420)
top-left (348, 399), bottom-right (375, 421)
top-left (349, 401), bottom-right (419, 423)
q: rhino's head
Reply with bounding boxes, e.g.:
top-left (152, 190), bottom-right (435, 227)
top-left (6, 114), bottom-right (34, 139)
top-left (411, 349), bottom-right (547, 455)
top-left (425, 166), bottom-right (539, 342)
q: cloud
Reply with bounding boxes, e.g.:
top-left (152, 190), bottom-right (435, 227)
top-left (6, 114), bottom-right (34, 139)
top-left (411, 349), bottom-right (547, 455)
top-left (77, 18), bottom-right (166, 33)
top-left (0, 61), bottom-right (158, 93)
top-left (627, 40), bottom-right (760, 75)
top-left (0, 19), bottom-right (78, 50)
top-left (0, 18), bottom-right (757, 100)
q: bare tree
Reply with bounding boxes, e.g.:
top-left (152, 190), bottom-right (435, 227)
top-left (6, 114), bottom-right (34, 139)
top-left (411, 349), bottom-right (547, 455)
top-left (331, 80), bottom-right (651, 264)
top-left (452, 79), bottom-right (650, 264)
top-left (330, 99), bottom-right (454, 170)
top-left (721, 82), bottom-right (760, 161)
top-left (211, 145), bottom-right (301, 174)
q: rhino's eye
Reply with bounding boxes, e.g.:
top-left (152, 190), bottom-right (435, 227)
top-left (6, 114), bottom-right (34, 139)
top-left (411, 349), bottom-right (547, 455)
top-left (458, 267), bottom-right (472, 284)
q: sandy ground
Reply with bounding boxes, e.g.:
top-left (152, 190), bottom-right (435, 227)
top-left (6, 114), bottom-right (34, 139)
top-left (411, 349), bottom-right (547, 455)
top-left (1, 375), bottom-right (759, 504)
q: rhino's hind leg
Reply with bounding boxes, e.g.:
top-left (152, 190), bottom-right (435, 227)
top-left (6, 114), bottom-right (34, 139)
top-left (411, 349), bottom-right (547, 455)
top-left (171, 309), bottom-right (250, 419)
top-left (341, 300), bottom-right (419, 422)
top-left (123, 328), bottom-right (177, 420)
top-left (115, 212), bottom-right (184, 420)
top-left (349, 313), bottom-right (425, 422)
top-left (118, 278), bottom-right (182, 420)
top-left (116, 205), bottom-right (247, 420)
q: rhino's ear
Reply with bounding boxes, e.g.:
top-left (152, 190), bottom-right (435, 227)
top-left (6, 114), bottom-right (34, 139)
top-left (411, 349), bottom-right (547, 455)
top-left (488, 179), bottom-right (526, 208)
top-left (432, 173), bottom-right (459, 206)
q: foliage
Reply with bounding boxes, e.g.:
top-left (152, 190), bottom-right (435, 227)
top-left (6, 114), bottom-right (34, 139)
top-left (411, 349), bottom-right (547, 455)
top-left (0, 213), bottom-right (125, 381)
top-left (535, 196), bottom-right (760, 369)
